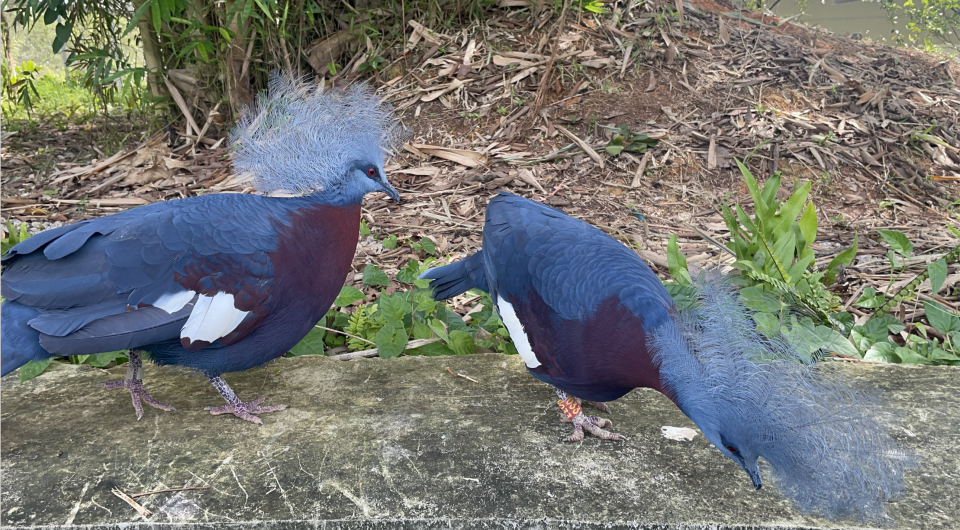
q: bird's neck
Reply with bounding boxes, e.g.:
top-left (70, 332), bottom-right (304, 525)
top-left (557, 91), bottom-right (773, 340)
top-left (299, 187), bottom-right (364, 207)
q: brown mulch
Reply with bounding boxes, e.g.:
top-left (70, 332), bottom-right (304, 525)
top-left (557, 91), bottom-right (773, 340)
top-left (2, 0), bottom-right (958, 311)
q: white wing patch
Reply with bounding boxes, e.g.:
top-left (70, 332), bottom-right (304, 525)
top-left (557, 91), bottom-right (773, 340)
top-left (496, 294), bottom-right (541, 369)
top-left (151, 290), bottom-right (197, 314)
top-left (180, 292), bottom-right (250, 345)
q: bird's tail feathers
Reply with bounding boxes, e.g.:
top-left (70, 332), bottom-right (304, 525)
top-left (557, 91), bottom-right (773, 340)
top-left (419, 251), bottom-right (489, 301)
top-left (651, 275), bottom-right (917, 522)
top-left (1, 301), bottom-right (53, 377)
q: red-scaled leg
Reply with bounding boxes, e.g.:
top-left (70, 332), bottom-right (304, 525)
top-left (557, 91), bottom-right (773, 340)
top-left (554, 387), bottom-right (624, 442)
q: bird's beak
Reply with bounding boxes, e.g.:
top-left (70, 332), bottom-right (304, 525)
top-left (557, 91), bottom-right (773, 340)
top-left (380, 178), bottom-right (400, 203)
top-left (747, 467), bottom-right (762, 490)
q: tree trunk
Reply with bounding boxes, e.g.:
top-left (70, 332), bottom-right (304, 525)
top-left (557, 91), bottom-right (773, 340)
top-left (223, 0), bottom-right (252, 116)
top-left (131, 0), bottom-right (165, 98)
top-left (1, 12), bottom-right (14, 72)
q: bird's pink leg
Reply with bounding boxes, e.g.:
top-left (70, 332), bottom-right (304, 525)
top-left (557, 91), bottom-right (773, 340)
top-left (554, 387), bottom-right (624, 443)
top-left (100, 350), bottom-right (176, 420)
top-left (204, 375), bottom-right (286, 425)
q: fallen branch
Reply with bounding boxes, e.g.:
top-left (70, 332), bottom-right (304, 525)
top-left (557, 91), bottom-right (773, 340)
top-left (329, 338), bottom-right (441, 361)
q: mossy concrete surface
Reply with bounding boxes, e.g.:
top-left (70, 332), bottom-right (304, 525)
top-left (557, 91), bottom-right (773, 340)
top-left (0, 354), bottom-right (954, 529)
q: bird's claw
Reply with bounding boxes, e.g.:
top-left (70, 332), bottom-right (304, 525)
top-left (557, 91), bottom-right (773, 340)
top-left (584, 400), bottom-right (612, 414)
top-left (561, 413), bottom-right (625, 443)
top-left (100, 379), bottom-right (176, 421)
top-left (205, 397), bottom-right (287, 425)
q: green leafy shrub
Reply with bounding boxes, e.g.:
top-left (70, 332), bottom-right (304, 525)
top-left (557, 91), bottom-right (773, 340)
top-left (289, 259), bottom-right (516, 360)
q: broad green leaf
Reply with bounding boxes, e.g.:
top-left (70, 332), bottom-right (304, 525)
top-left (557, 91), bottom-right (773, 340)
top-left (828, 311), bottom-right (855, 334)
top-left (854, 287), bottom-right (884, 308)
top-left (378, 291), bottom-right (410, 323)
top-left (771, 181), bottom-right (811, 240)
top-left (375, 324), bottom-right (408, 358)
top-left (334, 285), bottom-right (366, 306)
top-left (877, 230), bottom-right (913, 256)
top-left (396, 259), bottom-right (421, 284)
top-left (151, 1), bottom-right (162, 34)
top-left (665, 283), bottom-right (698, 311)
top-left (289, 327), bottom-right (326, 356)
top-left (929, 347), bottom-right (960, 362)
top-left (85, 350), bottom-right (128, 367)
top-left (823, 234), bottom-right (858, 285)
top-left (894, 346), bottom-right (931, 365)
top-left (448, 330), bottom-right (476, 355)
top-left (735, 159), bottom-right (764, 219)
top-left (863, 341), bottom-right (898, 363)
top-left (738, 285), bottom-right (783, 313)
top-left (362, 264), bottom-right (390, 287)
top-left (412, 320), bottom-right (434, 340)
top-left (427, 318), bottom-right (450, 342)
top-left (605, 144), bottom-right (624, 156)
top-left (382, 234), bottom-right (398, 250)
top-left (734, 204), bottom-right (757, 237)
top-left (407, 341), bottom-right (455, 356)
top-left (758, 174), bottom-right (782, 225)
top-left (420, 238), bottom-right (436, 255)
top-left (786, 250), bottom-right (815, 283)
top-left (753, 312), bottom-right (781, 337)
top-left (796, 201), bottom-right (817, 251)
top-left (767, 231), bottom-right (796, 282)
top-left (813, 325), bottom-right (860, 358)
top-left (123, 1), bottom-right (151, 35)
top-left (19, 358), bottom-right (53, 382)
top-left (928, 258), bottom-right (947, 295)
top-left (923, 301), bottom-right (960, 334)
top-left (666, 234), bottom-right (691, 285)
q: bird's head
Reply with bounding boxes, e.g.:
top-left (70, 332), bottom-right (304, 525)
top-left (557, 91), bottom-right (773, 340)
top-left (231, 72), bottom-right (403, 204)
top-left (342, 158), bottom-right (400, 204)
top-left (699, 422), bottom-right (763, 490)
top-left (650, 276), bottom-right (916, 522)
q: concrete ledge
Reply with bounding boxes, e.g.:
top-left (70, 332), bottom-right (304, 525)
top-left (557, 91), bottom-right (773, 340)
top-left (1, 355), bottom-right (954, 529)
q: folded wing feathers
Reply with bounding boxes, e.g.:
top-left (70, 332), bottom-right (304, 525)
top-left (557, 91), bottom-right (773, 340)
top-left (151, 290), bottom-right (197, 314)
top-left (180, 292), bottom-right (250, 346)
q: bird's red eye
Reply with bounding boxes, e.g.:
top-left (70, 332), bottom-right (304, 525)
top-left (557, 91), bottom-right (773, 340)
top-left (726, 446), bottom-right (738, 453)
top-left (367, 168), bottom-right (376, 177)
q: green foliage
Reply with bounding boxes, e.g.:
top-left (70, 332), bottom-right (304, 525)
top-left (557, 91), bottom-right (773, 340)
top-left (3, 61), bottom-right (43, 114)
top-left (667, 159), bottom-right (846, 322)
top-left (1, 74), bottom-right (101, 126)
top-left (603, 123), bottom-right (658, 157)
top-left (880, 0), bottom-right (960, 49)
top-left (362, 264), bottom-right (391, 287)
top-left (1, 221), bottom-right (32, 255)
top-left (663, 157), bottom-right (959, 367)
top-left (844, 230), bottom-right (960, 365)
top-left (18, 358), bottom-right (54, 382)
top-left (288, 259), bottom-right (515, 360)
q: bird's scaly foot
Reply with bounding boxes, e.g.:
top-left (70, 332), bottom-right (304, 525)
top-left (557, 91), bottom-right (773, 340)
top-left (205, 375), bottom-right (286, 425)
top-left (100, 351), bottom-right (175, 420)
top-left (555, 388), bottom-right (624, 442)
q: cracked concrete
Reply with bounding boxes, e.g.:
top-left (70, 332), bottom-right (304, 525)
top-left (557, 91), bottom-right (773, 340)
top-left (1, 354), bottom-right (955, 529)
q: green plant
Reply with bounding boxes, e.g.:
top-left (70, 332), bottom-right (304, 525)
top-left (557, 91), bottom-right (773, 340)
top-left (289, 259), bottom-right (517, 359)
top-left (880, 0), bottom-right (960, 49)
top-left (1, 220), bottom-right (31, 255)
top-left (5, 61), bottom-right (43, 115)
top-left (603, 123), bottom-right (659, 156)
top-left (664, 159), bottom-right (859, 358)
